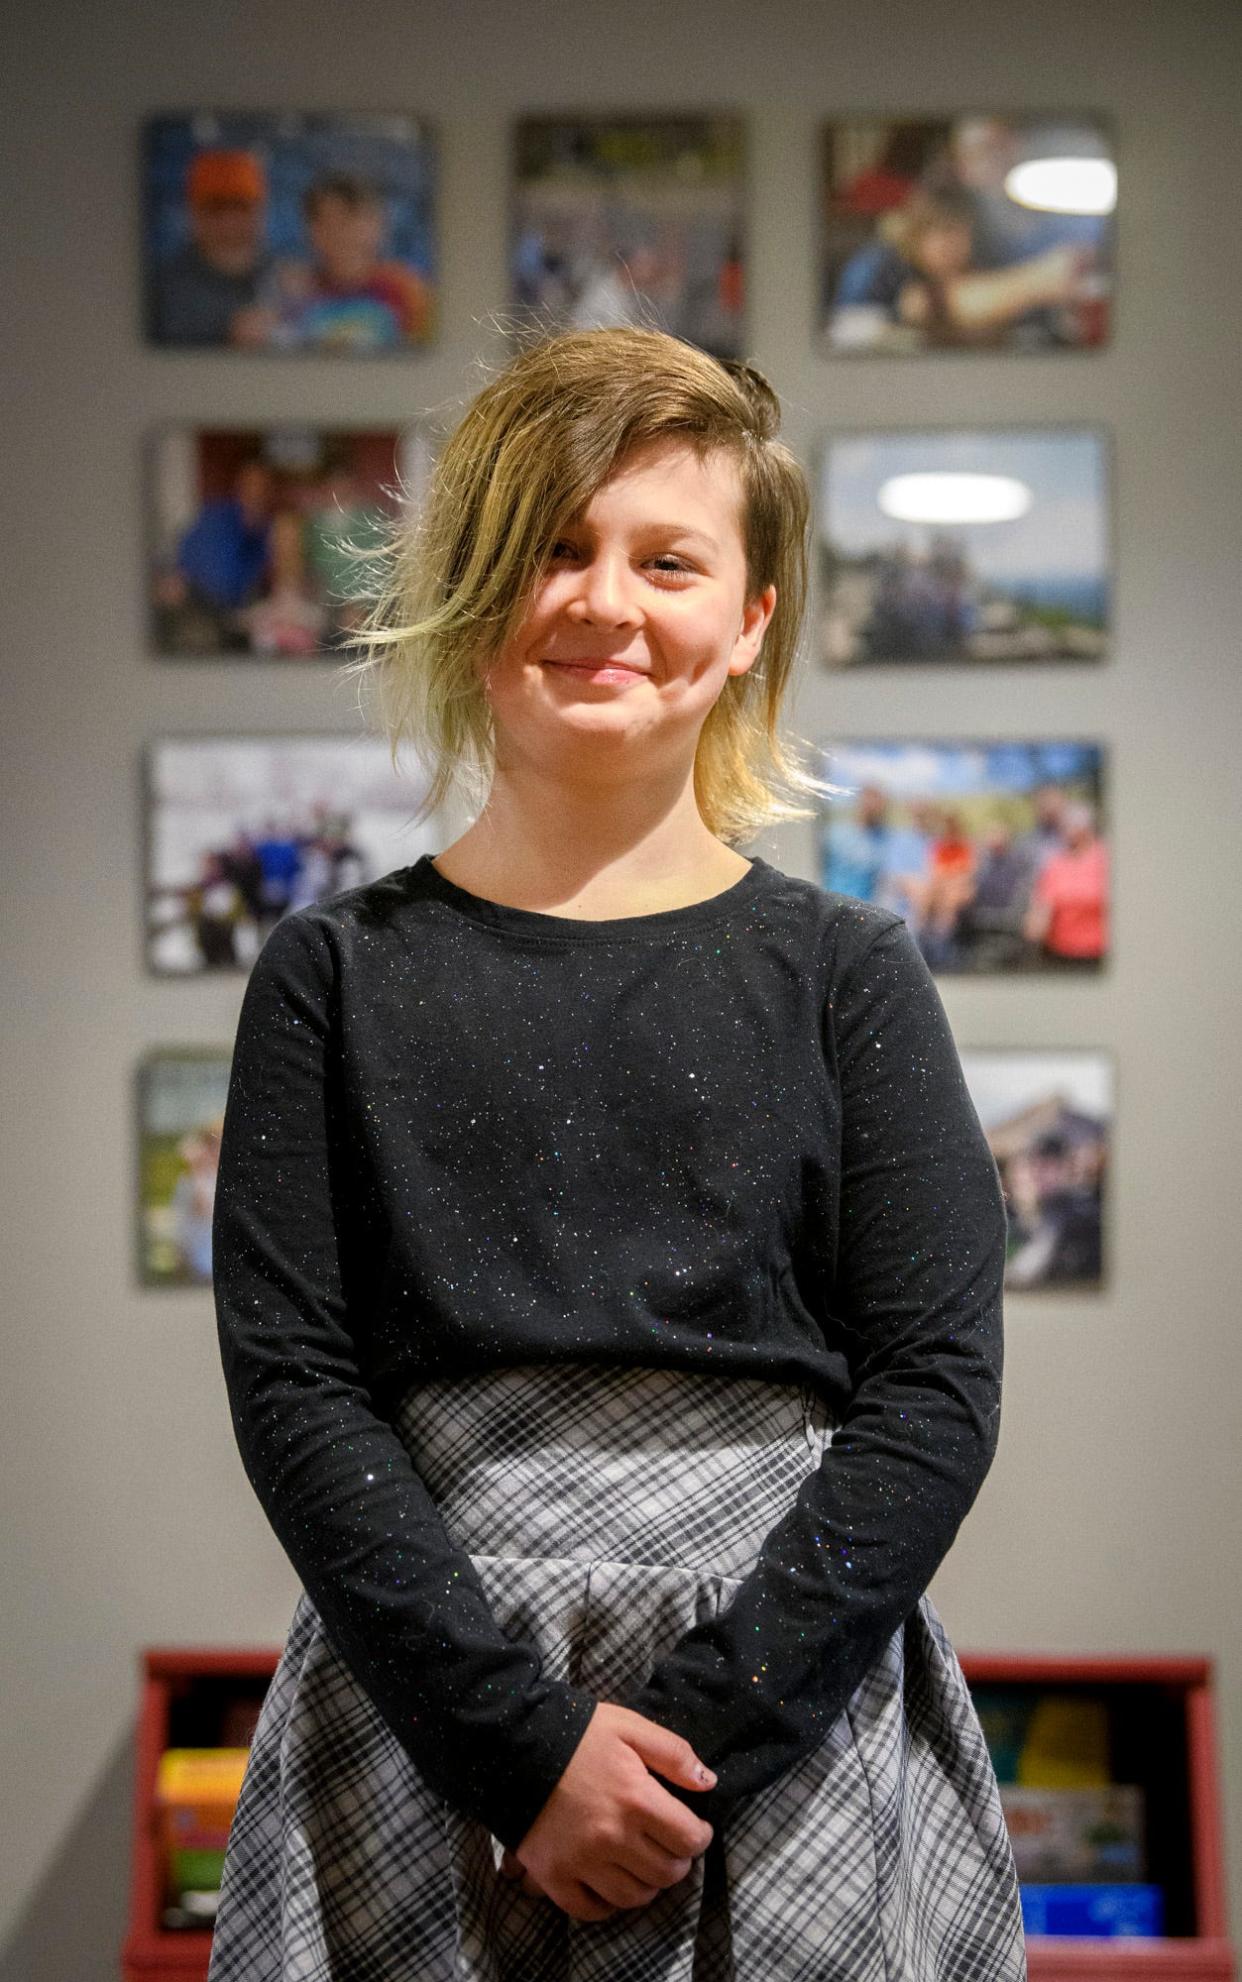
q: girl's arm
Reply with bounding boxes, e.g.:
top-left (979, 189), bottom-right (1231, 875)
top-left (213, 908), bottom-right (597, 1852)
top-left (614, 913), bottom-right (1006, 1827)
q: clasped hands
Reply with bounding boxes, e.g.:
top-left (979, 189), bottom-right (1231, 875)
top-left (496, 1700), bottom-right (717, 1923)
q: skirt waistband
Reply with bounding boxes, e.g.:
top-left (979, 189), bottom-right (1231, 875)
top-left (393, 1360), bottom-right (836, 1578)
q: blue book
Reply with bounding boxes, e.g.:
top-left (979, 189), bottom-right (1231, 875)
top-left (1021, 1884), bottom-right (1164, 1939)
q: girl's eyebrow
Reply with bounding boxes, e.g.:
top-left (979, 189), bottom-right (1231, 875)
top-left (641, 523), bottom-right (721, 550)
top-left (566, 520), bottom-right (722, 552)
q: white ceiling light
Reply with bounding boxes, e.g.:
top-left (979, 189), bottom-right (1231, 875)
top-left (1004, 157), bottom-right (1117, 216)
top-left (877, 472), bottom-right (1033, 527)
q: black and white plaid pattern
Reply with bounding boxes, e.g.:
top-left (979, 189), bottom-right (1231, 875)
top-left (208, 1362), bottom-right (1026, 1980)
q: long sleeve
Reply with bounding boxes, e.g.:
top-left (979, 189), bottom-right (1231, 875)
top-left (212, 909), bottom-right (598, 1852)
top-left (614, 913), bottom-right (1007, 1827)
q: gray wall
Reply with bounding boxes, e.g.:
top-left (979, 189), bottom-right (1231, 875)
top-left (3, 1), bottom-right (1240, 1972)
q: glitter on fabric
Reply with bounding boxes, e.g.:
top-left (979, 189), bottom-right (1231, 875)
top-left (212, 851), bottom-right (1008, 1855)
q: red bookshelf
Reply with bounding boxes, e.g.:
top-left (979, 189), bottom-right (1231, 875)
top-left (960, 1655), bottom-right (1234, 1982)
top-left (123, 1647), bottom-right (1234, 1982)
top-left (122, 1649), bottom-right (275, 1982)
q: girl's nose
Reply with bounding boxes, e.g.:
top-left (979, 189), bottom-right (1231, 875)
top-left (566, 553), bottom-right (641, 627)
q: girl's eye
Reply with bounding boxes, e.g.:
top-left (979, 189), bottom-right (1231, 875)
top-left (544, 544), bottom-right (693, 579)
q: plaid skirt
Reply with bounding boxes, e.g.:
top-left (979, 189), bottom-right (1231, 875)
top-left (208, 1361), bottom-right (1026, 1981)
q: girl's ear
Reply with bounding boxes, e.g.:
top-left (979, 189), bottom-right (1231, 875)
top-left (731, 583), bottom-right (776, 673)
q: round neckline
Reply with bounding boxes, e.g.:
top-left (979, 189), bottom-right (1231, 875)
top-left (411, 851), bottom-right (770, 940)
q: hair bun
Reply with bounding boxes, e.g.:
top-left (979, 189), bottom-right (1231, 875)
top-left (718, 357), bottom-right (781, 439)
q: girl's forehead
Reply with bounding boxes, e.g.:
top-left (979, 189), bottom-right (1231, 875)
top-left (574, 440), bottom-right (744, 523)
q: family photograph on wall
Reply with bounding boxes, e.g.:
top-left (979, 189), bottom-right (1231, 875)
top-left (818, 738), bottom-right (1110, 973)
top-left (145, 424), bottom-right (432, 659)
top-left (511, 115), bottom-right (745, 358)
top-left (136, 1049), bottom-right (231, 1288)
top-left (817, 427), bottom-right (1110, 666)
top-left (144, 736), bottom-right (437, 975)
top-left (143, 111), bottom-right (437, 351)
top-left (820, 113), bottom-right (1116, 354)
top-left (962, 1049), bottom-right (1112, 1292)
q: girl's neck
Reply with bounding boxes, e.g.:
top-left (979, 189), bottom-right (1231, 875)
top-left (428, 832), bottom-right (751, 921)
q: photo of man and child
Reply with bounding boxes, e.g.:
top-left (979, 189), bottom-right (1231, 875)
top-left (143, 113), bottom-right (436, 350)
top-left (820, 115), bottom-right (1115, 354)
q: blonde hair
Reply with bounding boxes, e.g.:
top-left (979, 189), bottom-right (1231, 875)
top-left (339, 325), bottom-right (837, 847)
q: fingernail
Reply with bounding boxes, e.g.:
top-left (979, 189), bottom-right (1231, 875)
top-left (697, 1764), bottom-right (716, 1784)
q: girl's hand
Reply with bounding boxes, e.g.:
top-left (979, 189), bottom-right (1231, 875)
top-left (498, 1701), bottom-right (717, 1921)
top-left (498, 1843), bottom-right (545, 1897)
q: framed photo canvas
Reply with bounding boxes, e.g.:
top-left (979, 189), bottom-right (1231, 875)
top-left (144, 734), bottom-right (438, 975)
top-left (146, 423), bottom-right (433, 660)
top-left (143, 112), bottom-right (437, 351)
top-left (818, 428), bottom-right (1110, 666)
top-left (817, 738), bottom-right (1110, 974)
top-left (512, 115), bottom-right (745, 358)
top-left (136, 1048), bottom-right (232, 1287)
top-left (820, 114), bottom-right (1115, 354)
top-left (962, 1048), bottom-right (1112, 1292)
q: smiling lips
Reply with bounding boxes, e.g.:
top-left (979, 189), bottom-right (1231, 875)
top-left (543, 658), bottom-right (648, 677)
top-left (542, 658), bottom-right (649, 681)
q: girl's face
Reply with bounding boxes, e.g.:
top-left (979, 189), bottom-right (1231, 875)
top-left (481, 438), bottom-right (776, 774)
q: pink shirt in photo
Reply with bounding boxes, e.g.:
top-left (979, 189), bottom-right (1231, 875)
top-left (1033, 838), bottom-right (1109, 959)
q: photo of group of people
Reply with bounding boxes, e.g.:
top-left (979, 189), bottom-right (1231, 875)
top-left (136, 104), bottom-right (1123, 1299)
top-left (821, 115), bottom-right (1115, 354)
top-left (818, 741), bottom-right (1109, 974)
top-left (146, 425), bottom-right (431, 659)
top-left (144, 737), bottom-right (437, 975)
top-left (818, 428), bottom-right (1110, 666)
top-left (143, 113), bottom-right (437, 351)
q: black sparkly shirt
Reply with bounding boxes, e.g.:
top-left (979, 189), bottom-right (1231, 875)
top-left (213, 852), bottom-right (1006, 1852)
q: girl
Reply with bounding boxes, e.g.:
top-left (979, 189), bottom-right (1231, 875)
top-left (209, 326), bottom-right (1026, 1979)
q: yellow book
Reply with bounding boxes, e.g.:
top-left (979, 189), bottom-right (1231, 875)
top-left (1017, 1696), bottom-right (1111, 1787)
top-left (156, 1748), bottom-right (250, 1905)
top-left (157, 1747), bottom-right (249, 1803)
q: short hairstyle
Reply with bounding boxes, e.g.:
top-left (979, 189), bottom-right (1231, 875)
top-left (340, 326), bottom-right (837, 845)
top-left (303, 172), bottom-right (383, 221)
